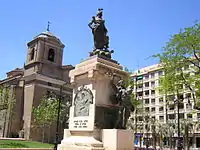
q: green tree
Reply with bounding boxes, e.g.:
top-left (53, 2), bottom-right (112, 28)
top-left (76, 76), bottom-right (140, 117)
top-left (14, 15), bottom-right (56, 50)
top-left (125, 72), bottom-right (143, 147)
top-left (182, 119), bottom-right (200, 149)
top-left (32, 91), bottom-right (71, 143)
top-left (154, 22), bottom-right (200, 108)
top-left (154, 22), bottom-right (200, 150)
top-left (32, 92), bottom-right (58, 142)
top-left (0, 84), bottom-right (16, 137)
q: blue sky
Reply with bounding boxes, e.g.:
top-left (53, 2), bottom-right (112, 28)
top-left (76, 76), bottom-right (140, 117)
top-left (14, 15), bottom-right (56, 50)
top-left (0, 0), bottom-right (199, 79)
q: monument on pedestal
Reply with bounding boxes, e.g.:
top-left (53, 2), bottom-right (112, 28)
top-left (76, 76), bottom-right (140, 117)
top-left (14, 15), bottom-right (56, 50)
top-left (58, 8), bottom-right (134, 150)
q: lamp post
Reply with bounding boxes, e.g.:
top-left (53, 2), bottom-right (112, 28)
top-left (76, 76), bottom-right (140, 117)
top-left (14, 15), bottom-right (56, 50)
top-left (54, 82), bottom-right (70, 150)
top-left (174, 98), bottom-right (182, 150)
top-left (135, 75), bottom-right (143, 148)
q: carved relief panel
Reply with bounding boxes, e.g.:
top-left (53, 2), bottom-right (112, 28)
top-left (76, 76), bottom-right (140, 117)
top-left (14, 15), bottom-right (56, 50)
top-left (74, 86), bottom-right (93, 117)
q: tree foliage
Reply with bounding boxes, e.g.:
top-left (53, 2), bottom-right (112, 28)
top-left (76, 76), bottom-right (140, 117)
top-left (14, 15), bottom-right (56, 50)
top-left (33, 91), bottom-right (71, 127)
top-left (32, 91), bottom-right (71, 142)
top-left (154, 22), bottom-right (200, 107)
top-left (124, 71), bottom-right (141, 108)
top-left (0, 84), bottom-right (16, 110)
top-left (32, 93), bottom-right (58, 127)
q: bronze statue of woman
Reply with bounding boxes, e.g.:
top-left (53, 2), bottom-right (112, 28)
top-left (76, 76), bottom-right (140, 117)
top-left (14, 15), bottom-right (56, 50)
top-left (88, 8), bottom-right (109, 50)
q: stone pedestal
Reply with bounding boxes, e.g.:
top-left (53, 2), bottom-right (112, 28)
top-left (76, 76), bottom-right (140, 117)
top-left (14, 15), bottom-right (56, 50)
top-left (58, 129), bottom-right (103, 150)
top-left (102, 129), bottom-right (134, 150)
top-left (58, 55), bottom-right (130, 150)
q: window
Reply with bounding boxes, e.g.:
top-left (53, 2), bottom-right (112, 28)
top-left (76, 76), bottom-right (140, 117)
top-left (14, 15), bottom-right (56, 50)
top-left (197, 113), bottom-right (200, 119)
top-left (186, 103), bottom-right (192, 109)
top-left (158, 71), bottom-right (163, 76)
top-left (151, 90), bottom-right (155, 95)
top-left (144, 99), bottom-right (149, 104)
top-left (30, 48), bottom-right (35, 61)
top-left (48, 82), bottom-right (52, 86)
top-left (168, 114), bottom-right (175, 120)
top-left (144, 74), bottom-right (149, 79)
top-left (169, 104), bottom-right (175, 110)
top-left (151, 81), bottom-right (155, 87)
top-left (167, 95), bottom-right (175, 101)
top-left (151, 73), bottom-right (155, 78)
top-left (151, 125), bottom-right (156, 130)
top-left (145, 116), bottom-right (150, 122)
top-left (138, 92), bottom-right (143, 96)
top-left (145, 107), bottom-right (150, 112)
top-left (159, 97), bottom-right (163, 103)
top-left (151, 116), bottom-right (155, 120)
top-left (151, 99), bottom-right (155, 104)
top-left (145, 82), bottom-right (149, 87)
top-left (151, 107), bottom-right (155, 112)
top-left (179, 103), bottom-right (184, 109)
top-left (145, 124), bottom-right (149, 130)
top-left (178, 94), bottom-right (184, 101)
top-left (159, 107), bottom-right (164, 112)
top-left (185, 93), bottom-right (191, 99)
top-left (180, 113), bottom-right (184, 119)
top-left (145, 91), bottom-right (149, 96)
top-left (159, 116), bottom-right (164, 121)
top-left (158, 79), bottom-right (162, 85)
top-left (138, 84), bottom-right (143, 89)
top-left (187, 114), bottom-right (192, 119)
top-left (137, 116), bottom-right (143, 122)
top-left (48, 48), bottom-right (55, 62)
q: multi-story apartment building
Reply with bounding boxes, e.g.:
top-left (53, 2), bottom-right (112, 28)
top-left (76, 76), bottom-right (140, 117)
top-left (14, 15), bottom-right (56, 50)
top-left (131, 63), bottom-right (200, 149)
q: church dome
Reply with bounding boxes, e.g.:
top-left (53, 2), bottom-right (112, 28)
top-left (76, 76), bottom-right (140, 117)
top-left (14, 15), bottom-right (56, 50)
top-left (34, 31), bottom-right (63, 45)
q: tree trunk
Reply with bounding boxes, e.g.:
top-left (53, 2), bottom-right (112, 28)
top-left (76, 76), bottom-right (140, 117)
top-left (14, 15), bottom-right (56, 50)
top-left (160, 135), bottom-right (163, 149)
top-left (184, 125), bottom-right (189, 150)
top-left (152, 133), bottom-right (156, 149)
top-left (192, 134), bottom-right (196, 148)
top-left (169, 135), bottom-right (172, 150)
top-left (42, 124), bottom-right (45, 143)
top-left (48, 125), bottom-right (51, 143)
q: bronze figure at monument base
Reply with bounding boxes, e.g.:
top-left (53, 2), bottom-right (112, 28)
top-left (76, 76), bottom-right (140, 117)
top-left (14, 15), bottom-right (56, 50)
top-left (89, 49), bottom-right (114, 59)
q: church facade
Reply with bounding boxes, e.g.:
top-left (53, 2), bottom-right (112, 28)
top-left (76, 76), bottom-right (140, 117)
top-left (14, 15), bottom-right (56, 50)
top-left (0, 30), bottom-right (73, 142)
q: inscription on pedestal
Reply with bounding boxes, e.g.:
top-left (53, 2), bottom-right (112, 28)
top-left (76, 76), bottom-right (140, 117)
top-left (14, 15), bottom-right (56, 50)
top-left (73, 119), bottom-right (89, 128)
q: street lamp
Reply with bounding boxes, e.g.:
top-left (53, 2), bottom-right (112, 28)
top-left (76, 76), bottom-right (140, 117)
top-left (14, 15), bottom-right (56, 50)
top-left (174, 98), bottom-right (182, 150)
top-left (174, 94), bottom-right (191, 150)
top-left (54, 82), bottom-right (71, 150)
top-left (135, 75), bottom-right (143, 148)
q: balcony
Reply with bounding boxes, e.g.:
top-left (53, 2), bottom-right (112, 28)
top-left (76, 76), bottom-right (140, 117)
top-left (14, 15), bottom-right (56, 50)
top-left (144, 103), bottom-right (150, 107)
top-left (136, 88), bottom-right (143, 92)
top-left (159, 107), bottom-right (164, 112)
top-left (143, 86), bottom-right (150, 90)
top-left (143, 95), bottom-right (150, 99)
top-left (151, 86), bottom-right (156, 90)
top-left (143, 78), bottom-right (150, 82)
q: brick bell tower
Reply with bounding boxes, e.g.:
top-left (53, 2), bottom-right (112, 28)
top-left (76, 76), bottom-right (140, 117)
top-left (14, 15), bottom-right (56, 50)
top-left (22, 26), bottom-right (69, 140)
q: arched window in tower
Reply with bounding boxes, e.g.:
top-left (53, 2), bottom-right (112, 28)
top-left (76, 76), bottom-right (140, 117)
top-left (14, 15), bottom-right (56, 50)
top-left (30, 48), bottom-right (35, 61)
top-left (48, 48), bottom-right (55, 62)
